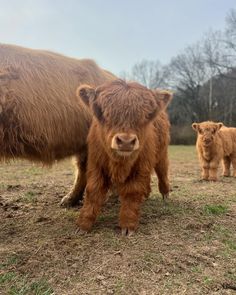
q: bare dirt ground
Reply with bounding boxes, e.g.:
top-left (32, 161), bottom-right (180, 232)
top-left (0, 146), bottom-right (236, 295)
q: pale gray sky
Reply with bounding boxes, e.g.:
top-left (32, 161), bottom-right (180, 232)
top-left (0, 0), bottom-right (235, 75)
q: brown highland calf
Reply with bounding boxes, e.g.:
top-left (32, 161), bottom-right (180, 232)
top-left (76, 79), bottom-right (172, 235)
top-left (0, 43), bottom-right (115, 206)
top-left (192, 121), bottom-right (236, 181)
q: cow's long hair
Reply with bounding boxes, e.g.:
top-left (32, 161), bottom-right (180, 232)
top-left (0, 43), bottom-right (115, 163)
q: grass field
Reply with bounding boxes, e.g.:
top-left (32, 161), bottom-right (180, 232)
top-left (0, 146), bottom-right (236, 295)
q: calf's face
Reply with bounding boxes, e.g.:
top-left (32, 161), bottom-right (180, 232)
top-left (77, 80), bottom-right (172, 158)
top-left (192, 121), bottom-right (223, 146)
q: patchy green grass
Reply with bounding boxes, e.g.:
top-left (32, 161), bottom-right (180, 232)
top-left (9, 278), bottom-right (53, 295)
top-left (22, 191), bottom-right (38, 203)
top-left (0, 271), bottom-right (53, 295)
top-left (0, 272), bottom-right (18, 284)
top-left (203, 204), bottom-right (228, 215)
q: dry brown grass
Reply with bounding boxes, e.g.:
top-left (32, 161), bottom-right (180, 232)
top-left (0, 146), bottom-right (236, 294)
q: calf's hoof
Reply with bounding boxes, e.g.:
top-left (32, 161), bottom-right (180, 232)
top-left (208, 177), bottom-right (217, 182)
top-left (162, 193), bottom-right (169, 203)
top-left (201, 177), bottom-right (209, 181)
top-left (223, 173), bottom-right (230, 177)
top-left (76, 215), bottom-right (94, 232)
top-left (75, 228), bottom-right (88, 235)
top-left (121, 228), bottom-right (135, 237)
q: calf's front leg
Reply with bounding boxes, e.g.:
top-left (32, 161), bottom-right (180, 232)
top-left (199, 154), bottom-right (209, 180)
top-left (208, 160), bottom-right (220, 181)
top-left (77, 170), bottom-right (109, 231)
top-left (119, 193), bottom-right (144, 236)
top-left (118, 176), bottom-right (151, 236)
top-left (201, 165), bottom-right (209, 180)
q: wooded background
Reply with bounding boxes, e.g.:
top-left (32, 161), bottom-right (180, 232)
top-left (122, 9), bottom-right (236, 144)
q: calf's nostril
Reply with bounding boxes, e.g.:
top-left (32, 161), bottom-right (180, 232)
top-left (116, 136), bottom-right (123, 145)
top-left (130, 138), bottom-right (136, 146)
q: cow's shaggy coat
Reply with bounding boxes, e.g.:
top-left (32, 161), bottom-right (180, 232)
top-left (77, 79), bottom-right (172, 235)
top-left (192, 121), bottom-right (236, 180)
top-left (0, 44), bottom-right (115, 206)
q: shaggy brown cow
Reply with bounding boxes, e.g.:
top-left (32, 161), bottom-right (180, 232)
top-left (76, 79), bottom-right (172, 235)
top-left (192, 121), bottom-right (236, 181)
top-left (0, 43), bottom-right (115, 206)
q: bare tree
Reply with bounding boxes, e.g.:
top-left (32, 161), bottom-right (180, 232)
top-left (127, 59), bottom-right (171, 89)
top-left (203, 30), bottom-right (236, 123)
top-left (168, 42), bottom-right (212, 122)
top-left (120, 8), bottom-right (236, 144)
top-left (226, 9), bottom-right (236, 51)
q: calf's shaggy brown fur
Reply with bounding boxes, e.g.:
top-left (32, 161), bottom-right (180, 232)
top-left (192, 121), bottom-right (236, 181)
top-left (77, 79), bottom-right (172, 235)
top-left (0, 43), bottom-right (115, 206)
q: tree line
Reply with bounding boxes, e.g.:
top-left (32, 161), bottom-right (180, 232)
top-left (122, 9), bottom-right (236, 144)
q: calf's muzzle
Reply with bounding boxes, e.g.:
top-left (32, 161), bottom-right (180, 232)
top-left (111, 133), bottom-right (139, 152)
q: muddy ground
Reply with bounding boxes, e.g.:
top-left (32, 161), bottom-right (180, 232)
top-left (0, 146), bottom-right (236, 295)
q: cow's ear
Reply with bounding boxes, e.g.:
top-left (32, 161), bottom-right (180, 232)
top-left (192, 123), bottom-right (199, 131)
top-left (76, 84), bottom-right (105, 123)
top-left (76, 84), bottom-right (96, 106)
top-left (154, 89), bottom-right (173, 110)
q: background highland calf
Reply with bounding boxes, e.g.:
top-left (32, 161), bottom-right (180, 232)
top-left (192, 121), bottom-right (236, 181)
top-left (77, 79), bottom-right (172, 235)
top-left (0, 43), bottom-right (115, 206)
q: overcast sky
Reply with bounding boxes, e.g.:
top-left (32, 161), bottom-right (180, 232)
top-left (0, 0), bottom-right (235, 75)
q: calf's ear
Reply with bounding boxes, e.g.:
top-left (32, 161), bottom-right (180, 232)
top-left (192, 123), bottom-right (199, 131)
top-left (146, 89), bottom-right (173, 122)
top-left (92, 102), bottom-right (105, 124)
top-left (76, 85), bottom-right (96, 106)
top-left (213, 122), bottom-right (223, 132)
top-left (154, 89), bottom-right (173, 110)
top-left (217, 122), bottom-right (223, 130)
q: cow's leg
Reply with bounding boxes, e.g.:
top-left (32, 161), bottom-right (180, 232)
top-left (154, 154), bottom-right (170, 201)
top-left (61, 152), bottom-right (87, 207)
top-left (223, 156), bottom-right (231, 177)
top-left (77, 171), bottom-right (109, 231)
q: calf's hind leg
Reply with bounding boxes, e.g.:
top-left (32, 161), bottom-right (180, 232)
top-left (155, 154), bottom-right (170, 200)
top-left (231, 155), bottom-right (236, 177)
top-left (61, 152), bottom-right (87, 207)
top-left (223, 156), bottom-right (231, 177)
